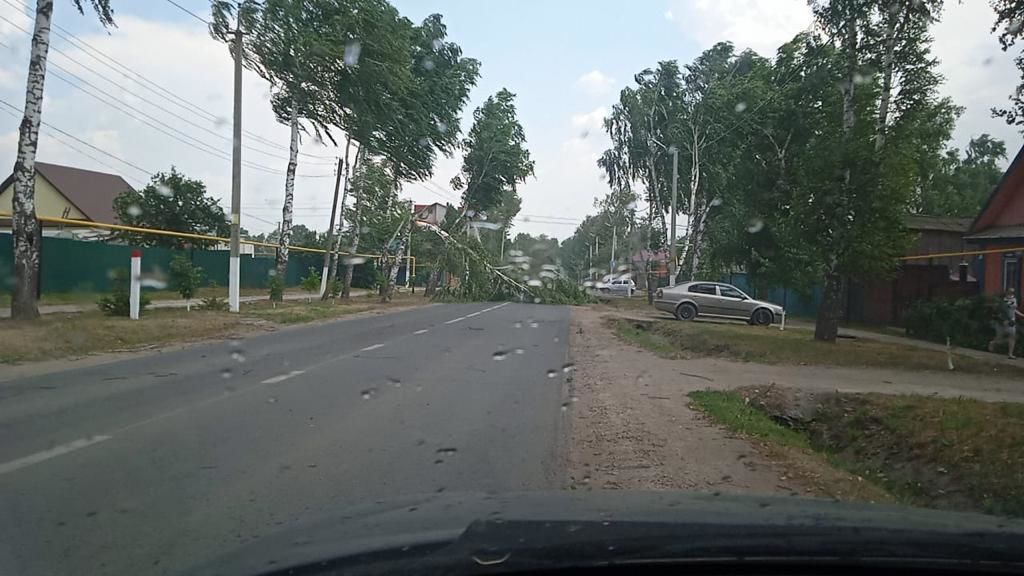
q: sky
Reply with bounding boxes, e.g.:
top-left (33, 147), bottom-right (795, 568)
top-left (0, 0), bottom-right (1022, 241)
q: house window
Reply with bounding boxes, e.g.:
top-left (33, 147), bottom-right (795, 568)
top-left (1002, 254), bottom-right (1020, 294)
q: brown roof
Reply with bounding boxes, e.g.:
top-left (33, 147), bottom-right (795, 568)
top-left (964, 224), bottom-right (1024, 240)
top-left (903, 214), bottom-right (973, 233)
top-left (1, 162), bottom-right (134, 223)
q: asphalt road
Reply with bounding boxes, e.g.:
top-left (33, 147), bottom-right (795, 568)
top-left (0, 302), bottom-right (572, 576)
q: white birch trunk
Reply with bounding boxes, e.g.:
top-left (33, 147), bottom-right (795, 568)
top-left (875, 1), bottom-right (897, 153)
top-left (320, 137), bottom-right (352, 300)
top-left (275, 101), bottom-right (300, 281)
top-left (341, 181), bottom-right (363, 299)
top-left (11, 0), bottom-right (54, 320)
top-left (678, 128), bottom-right (701, 281)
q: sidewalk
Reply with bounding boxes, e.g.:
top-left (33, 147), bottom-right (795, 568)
top-left (786, 320), bottom-right (1024, 369)
top-left (0, 290), bottom-right (369, 318)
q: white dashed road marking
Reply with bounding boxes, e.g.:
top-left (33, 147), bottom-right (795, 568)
top-left (260, 370), bottom-right (305, 384)
top-left (360, 343), bottom-right (385, 352)
top-left (413, 329), bottom-right (429, 335)
top-left (0, 436), bottom-right (112, 476)
top-left (445, 317), bottom-right (465, 325)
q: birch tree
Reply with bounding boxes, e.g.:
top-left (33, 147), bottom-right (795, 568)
top-left (10, 0), bottom-right (115, 320)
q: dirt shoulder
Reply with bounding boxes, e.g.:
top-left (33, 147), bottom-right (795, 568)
top-left (567, 304), bottom-right (1024, 505)
top-left (567, 305), bottom-right (816, 497)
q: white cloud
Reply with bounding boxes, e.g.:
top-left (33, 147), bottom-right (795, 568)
top-left (0, 15), bottom-right (344, 235)
top-left (668, 0), bottom-right (812, 57)
top-left (570, 106), bottom-right (607, 136)
top-left (575, 70), bottom-right (615, 97)
top-left (932, 1), bottom-right (1024, 154)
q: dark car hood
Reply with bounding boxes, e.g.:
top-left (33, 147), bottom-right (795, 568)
top-left (188, 490), bottom-right (1024, 575)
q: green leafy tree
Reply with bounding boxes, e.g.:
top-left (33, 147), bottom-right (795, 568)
top-left (916, 134), bottom-right (1008, 216)
top-left (169, 256), bottom-right (204, 311)
top-left (299, 267), bottom-right (321, 301)
top-left (422, 89), bottom-right (533, 298)
top-left (10, 0), bottom-right (116, 320)
top-left (990, 0), bottom-right (1024, 126)
top-left (113, 168), bottom-right (230, 249)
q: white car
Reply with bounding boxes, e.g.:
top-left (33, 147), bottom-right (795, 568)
top-left (599, 277), bottom-right (636, 297)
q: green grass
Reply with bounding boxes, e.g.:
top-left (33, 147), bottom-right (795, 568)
top-left (610, 317), bottom-right (1024, 376)
top-left (692, 388), bottom-right (1024, 517)
top-left (688, 390), bottom-right (810, 449)
top-left (0, 293), bottom-right (428, 363)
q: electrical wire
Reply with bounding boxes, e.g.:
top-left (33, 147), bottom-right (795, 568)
top-left (3, 0), bottom-right (339, 161)
top-left (163, 0), bottom-right (210, 25)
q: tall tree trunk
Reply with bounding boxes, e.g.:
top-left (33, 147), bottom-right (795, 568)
top-left (320, 136), bottom-right (351, 300)
top-left (330, 146), bottom-right (362, 296)
top-left (645, 156), bottom-right (658, 304)
top-left (815, 6), bottom-right (859, 343)
top-left (874, 1), bottom-right (898, 153)
top-left (11, 0), bottom-right (54, 320)
top-left (275, 101), bottom-right (300, 281)
top-left (678, 129), bottom-right (702, 282)
top-left (815, 269), bottom-right (842, 341)
top-left (381, 211), bottom-right (412, 303)
top-left (424, 250), bottom-right (445, 297)
top-left (340, 180), bottom-right (362, 300)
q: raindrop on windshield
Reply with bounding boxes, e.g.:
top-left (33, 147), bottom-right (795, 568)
top-left (734, 101), bottom-right (747, 113)
top-left (422, 57), bottom-right (435, 70)
top-left (360, 387), bottom-right (377, 400)
top-left (747, 218), bottom-right (765, 234)
top-left (266, 397), bottom-right (277, 404)
top-left (126, 204), bottom-right (142, 217)
top-left (546, 370), bottom-right (558, 379)
top-left (560, 402), bottom-right (570, 412)
top-left (529, 321), bottom-right (539, 328)
top-left (562, 363), bottom-right (575, 373)
top-left (388, 377), bottom-right (402, 388)
top-left (492, 350), bottom-right (508, 361)
top-left (431, 38), bottom-right (443, 50)
top-left (155, 183), bottom-right (173, 197)
top-left (436, 120), bottom-right (448, 134)
top-left (513, 348), bottom-right (525, 355)
top-left (436, 447), bottom-right (457, 456)
top-left (343, 41), bottom-right (362, 66)
top-left (852, 72), bottom-right (869, 85)
top-left (221, 368), bottom-right (232, 379)
top-left (513, 321), bottom-right (523, 328)
top-left (527, 279), bottom-right (543, 287)
top-left (231, 350), bottom-right (246, 363)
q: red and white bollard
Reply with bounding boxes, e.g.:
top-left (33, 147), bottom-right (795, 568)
top-left (129, 249), bottom-right (141, 320)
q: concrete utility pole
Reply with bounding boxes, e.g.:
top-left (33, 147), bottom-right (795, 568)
top-left (405, 201), bottom-right (413, 289)
top-left (668, 146), bottom-right (679, 287)
top-left (610, 226), bottom-right (616, 275)
top-left (228, 25), bottom-right (243, 312)
top-left (321, 156), bottom-right (344, 296)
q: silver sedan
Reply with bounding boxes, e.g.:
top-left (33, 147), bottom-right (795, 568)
top-left (654, 281), bottom-right (785, 325)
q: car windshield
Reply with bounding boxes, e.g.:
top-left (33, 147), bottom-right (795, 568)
top-left (2, 1), bottom-right (1024, 575)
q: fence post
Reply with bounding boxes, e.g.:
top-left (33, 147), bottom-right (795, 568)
top-left (130, 249), bottom-right (141, 320)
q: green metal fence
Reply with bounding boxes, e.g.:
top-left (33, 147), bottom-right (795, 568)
top-left (0, 234), bottom-right (325, 295)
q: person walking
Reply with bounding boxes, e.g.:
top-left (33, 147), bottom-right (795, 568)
top-left (989, 287), bottom-right (1024, 359)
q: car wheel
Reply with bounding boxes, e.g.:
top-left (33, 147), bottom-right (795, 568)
top-left (752, 308), bottom-right (773, 326)
top-left (675, 302), bottom-right (697, 321)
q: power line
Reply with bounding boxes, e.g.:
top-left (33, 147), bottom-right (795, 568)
top-left (0, 11), bottom-right (338, 171)
top-left (163, 0), bottom-right (210, 25)
top-left (0, 96), bottom-right (156, 178)
top-left (3, 0), bottom-right (339, 162)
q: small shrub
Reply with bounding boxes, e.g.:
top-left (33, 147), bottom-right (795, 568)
top-left (300, 267), bottom-right (321, 299)
top-left (98, 268), bottom-right (151, 316)
top-left (197, 280), bottom-right (229, 311)
top-left (268, 274), bottom-right (284, 302)
top-left (169, 255), bottom-right (203, 309)
top-left (904, 295), bottom-right (1015, 353)
top-left (329, 279), bottom-right (342, 298)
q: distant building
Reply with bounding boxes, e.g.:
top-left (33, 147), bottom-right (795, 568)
top-left (414, 202), bottom-right (448, 227)
top-left (0, 162), bottom-right (133, 238)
